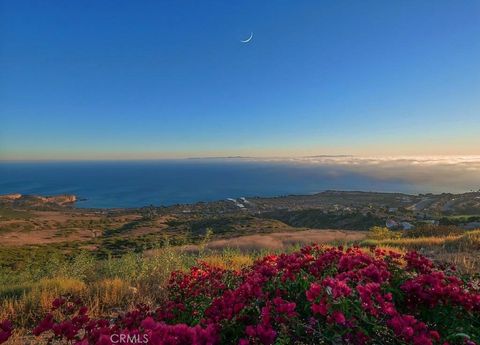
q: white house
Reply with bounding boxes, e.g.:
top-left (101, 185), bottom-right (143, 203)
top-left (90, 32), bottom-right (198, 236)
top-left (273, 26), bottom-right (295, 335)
top-left (401, 222), bottom-right (415, 230)
top-left (386, 220), bottom-right (398, 229)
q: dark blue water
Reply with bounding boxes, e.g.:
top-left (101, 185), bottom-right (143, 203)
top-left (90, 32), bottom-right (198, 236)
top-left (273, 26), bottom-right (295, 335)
top-left (0, 160), bottom-right (444, 208)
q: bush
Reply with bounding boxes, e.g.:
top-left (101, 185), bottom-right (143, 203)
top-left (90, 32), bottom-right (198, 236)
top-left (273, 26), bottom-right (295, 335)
top-left (367, 226), bottom-right (402, 240)
top-left (8, 245), bottom-right (479, 345)
top-left (404, 225), bottom-right (466, 238)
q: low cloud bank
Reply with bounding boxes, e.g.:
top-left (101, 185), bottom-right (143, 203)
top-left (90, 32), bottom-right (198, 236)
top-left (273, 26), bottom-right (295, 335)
top-left (249, 156), bottom-right (480, 193)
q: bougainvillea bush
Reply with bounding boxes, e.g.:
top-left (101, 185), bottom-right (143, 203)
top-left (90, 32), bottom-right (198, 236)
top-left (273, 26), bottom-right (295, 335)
top-left (2, 245), bottom-right (479, 344)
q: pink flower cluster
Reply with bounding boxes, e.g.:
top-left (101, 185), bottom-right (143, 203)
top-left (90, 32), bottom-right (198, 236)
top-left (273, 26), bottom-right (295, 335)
top-left (401, 271), bottom-right (480, 310)
top-left (30, 295), bottom-right (219, 345)
top-left (1, 245), bottom-right (478, 344)
top-left (0, 320), bottom-right (12, 344)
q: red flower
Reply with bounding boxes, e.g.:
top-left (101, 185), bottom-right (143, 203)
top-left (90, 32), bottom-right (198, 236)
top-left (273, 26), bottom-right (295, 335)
top-left (0, 320), bottom-right (13, 344)
top-left (311, 301), bottom-right (328, 316)
top-left (332, 311), bottom-right (346, 325)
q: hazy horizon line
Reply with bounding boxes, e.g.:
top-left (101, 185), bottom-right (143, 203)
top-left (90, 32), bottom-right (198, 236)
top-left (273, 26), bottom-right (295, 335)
top-left (1, 154), bottom-right (480, 163)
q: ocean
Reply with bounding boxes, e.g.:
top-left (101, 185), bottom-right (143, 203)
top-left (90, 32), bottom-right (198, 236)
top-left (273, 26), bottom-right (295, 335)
top-left (0, 158), bottom-right (478, 208)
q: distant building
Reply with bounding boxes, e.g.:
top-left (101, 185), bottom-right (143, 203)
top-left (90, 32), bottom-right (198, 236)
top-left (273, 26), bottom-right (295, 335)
top-left (386, 220), bottom-right (398, 229)
top-left (401, 222), bottom-right (415, 230)
top-left (388, 207), bottom-right (398, 213)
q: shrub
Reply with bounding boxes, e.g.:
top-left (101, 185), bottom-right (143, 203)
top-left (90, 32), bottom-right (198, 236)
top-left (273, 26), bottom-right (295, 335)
top-left (17, 245), bottom-right (480, 345)
top-left (404, 225), bottom-right (466, 238)
top-left (367, 226), bottom-right (402, 240)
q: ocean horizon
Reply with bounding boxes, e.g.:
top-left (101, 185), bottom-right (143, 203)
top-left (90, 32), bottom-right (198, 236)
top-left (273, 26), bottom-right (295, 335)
top-left (1, 157), bottom-right (479, 208)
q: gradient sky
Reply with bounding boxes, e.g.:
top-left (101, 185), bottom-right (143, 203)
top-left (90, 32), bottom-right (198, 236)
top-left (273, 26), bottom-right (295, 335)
top-left (0, 0), bottom-right (479, 160)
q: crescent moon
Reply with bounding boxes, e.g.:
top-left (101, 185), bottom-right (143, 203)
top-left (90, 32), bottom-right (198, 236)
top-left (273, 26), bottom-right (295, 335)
top-left (241, 32), bottom-right (253, 43)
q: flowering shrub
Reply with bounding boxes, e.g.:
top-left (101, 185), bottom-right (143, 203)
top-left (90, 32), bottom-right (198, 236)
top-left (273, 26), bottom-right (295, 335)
top-left (0, 320), bottom-right (12, 344)
top-left (2, 245), bottom-right (479, 344)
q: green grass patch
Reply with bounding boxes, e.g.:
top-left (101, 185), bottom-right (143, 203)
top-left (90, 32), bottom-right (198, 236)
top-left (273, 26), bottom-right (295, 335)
top-left (0, 207), bottom-right (33, 220)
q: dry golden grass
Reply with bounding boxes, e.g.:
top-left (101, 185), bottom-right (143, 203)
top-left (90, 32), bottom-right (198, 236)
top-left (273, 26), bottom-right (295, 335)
top-left (0, 277), bottom-right (86, 328)
top-left (86, 278), bottom-right (135, 316)
top-left (375, 245), bottom-right (407, 254)
top-left (362, 230), bottom-right (480, 274)
top-left (363, 230), bottom-right (480, 251)
top-left (445, 230), bottom-right (480, 251)
top-left (183, 229), bottom-right (366, 252)
top-left (433, 251), bottom-right (480, 274)
top-left (362, 235), bottom-right (460, 249)
top-left (200, 253), bottom-right (254, 271)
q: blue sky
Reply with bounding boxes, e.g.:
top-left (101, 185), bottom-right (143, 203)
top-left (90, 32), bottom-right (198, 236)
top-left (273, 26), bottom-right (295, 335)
top-left (0, 0), bottom-right (479, 159)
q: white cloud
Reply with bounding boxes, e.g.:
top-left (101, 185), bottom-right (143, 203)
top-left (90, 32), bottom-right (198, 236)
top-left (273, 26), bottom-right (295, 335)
top-left (241, 155), bottom-right (480, 193)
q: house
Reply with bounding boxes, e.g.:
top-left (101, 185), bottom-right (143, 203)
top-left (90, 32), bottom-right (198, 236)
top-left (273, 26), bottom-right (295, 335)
top-left (240, 197), bottom-right (251, 204)
top-left (386, 220), bottom-right (398, 229)
top-left (401, 222), bottom-right (415, 230)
